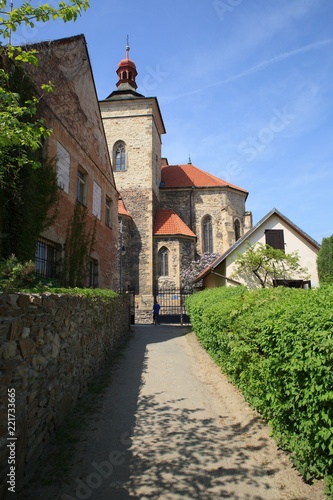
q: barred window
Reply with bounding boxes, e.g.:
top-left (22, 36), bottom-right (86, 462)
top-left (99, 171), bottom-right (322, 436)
top-left (36, 238), bottom-right (60, 278)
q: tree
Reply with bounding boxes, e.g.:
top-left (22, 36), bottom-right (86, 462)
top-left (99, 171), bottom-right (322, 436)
top-left (181, 252), bottom-right (221, 289)
top-left (231, 242), bottom-right (309, 288)
top-left (317, 235), bottom-right (333, 285)
top-left (0, 0), bottom-right (89, 171)
top-left (0, 0), bottom-right (89, 259)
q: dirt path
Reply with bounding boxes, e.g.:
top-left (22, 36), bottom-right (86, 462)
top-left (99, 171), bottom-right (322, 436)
top-left (19, 325), bottom-right (325, 499)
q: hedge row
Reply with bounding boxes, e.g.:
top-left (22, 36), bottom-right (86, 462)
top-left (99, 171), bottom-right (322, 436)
top-left (186, 285), bottom-right (333, 496)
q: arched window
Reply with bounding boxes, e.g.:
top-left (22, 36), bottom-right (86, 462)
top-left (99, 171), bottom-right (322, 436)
top-left (158, 247), bottom-right (169, 276)
top-left (234, 219), bottom-right (241, 241)
top-left (202, 215), bottom-right (213, 253)
top-left (122, 71), bottom-right (127, 79)
top-left (114, 142), bottom-right (126, 171)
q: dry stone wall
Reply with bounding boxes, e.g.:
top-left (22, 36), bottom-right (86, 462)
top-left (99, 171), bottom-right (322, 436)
top-left (0, 291), bottom-right (130, 498)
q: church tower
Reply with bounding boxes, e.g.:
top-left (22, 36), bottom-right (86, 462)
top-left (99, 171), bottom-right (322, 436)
top-left (100, 41), bottom-right (166, 322)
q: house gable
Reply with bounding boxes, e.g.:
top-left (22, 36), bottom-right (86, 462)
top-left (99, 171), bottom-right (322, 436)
top-left (197, 208), bottom-right (320, 288)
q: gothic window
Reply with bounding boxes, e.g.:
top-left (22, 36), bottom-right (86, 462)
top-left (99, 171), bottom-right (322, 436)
top-left (158, 247), bottom-right (169, 276)
top-left (234, 219), bottom-right (241, 241)
top-left (114, 142), bottom-right (126, 171)
top-left (202, 215), bottom-right (213, 253)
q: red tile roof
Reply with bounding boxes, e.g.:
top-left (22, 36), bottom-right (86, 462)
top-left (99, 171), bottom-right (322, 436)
top-left (161, 164), bottom-right (248, 193)
top-left (118, 197), bottom-right (131, 217)
top-left (154, 209), bottom-right (196, 238)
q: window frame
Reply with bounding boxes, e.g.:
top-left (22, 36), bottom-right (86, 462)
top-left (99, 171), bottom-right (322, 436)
top-left (105, 196), bottom-right (112, 227)
top-left (56, 142), bottom-right (70, 193)
top-left (158, 247), bottom-right (169, 277)
top-left (76, 167), bottom-right (88, 205)
top-left (88, 258), bottom-right (99, 288)
top-left (35, 238), bottom-right (60, 278)
top-left (114, 142), bottom-right (126, 172)
top-left (265, 229), bottom-right (285, 252)
top-left (234, 219), bottom-right (241, 241)
top-left (92, 181), bottom-right (102, 219)
top-left (202, 215), bottom-right (213, 253)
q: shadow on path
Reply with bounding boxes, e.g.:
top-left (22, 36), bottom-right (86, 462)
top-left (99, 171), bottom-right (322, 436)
top-left (18, 325), bottom-right (319, 500)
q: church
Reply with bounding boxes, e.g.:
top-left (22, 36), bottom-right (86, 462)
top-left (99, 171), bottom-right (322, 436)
top-left (100, 43), bottom-right (252, 322)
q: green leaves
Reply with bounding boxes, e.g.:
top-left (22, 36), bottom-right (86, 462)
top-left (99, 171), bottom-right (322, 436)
top-left (318, 234), bottom-right (333, 285)
top-left (0, 1), bottom-right (90, 39)
top-left (186, 285), bottom-right (333, 496)
top-left (0, 1), bottom-right (90, 157)
top-left (231, 242), bottom-right (310, 288)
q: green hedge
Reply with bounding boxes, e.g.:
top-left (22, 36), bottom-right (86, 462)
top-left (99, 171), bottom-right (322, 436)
top-left (186, 286), bottom-right (333, 496)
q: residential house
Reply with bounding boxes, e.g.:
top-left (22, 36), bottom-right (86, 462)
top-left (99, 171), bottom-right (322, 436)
top-left (195, 208), bottom-right (320, 289)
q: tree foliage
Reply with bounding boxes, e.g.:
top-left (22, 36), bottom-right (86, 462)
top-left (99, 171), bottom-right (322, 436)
top-left (231, 242), bottom-right (309, 288)
top-left (180, 252), bottom-right (221, 289)
top-left (0, 1), bottom-right (89, 259)
top-left (0, 0), bottom-right (89, 170)
top-left (317, 235), bottom-right (333, 285)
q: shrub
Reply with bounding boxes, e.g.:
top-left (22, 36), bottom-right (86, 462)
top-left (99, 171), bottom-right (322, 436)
top-left (0, 255), bottom-right (37, 291)
top-left (187, 285), bottom-right (333, 496)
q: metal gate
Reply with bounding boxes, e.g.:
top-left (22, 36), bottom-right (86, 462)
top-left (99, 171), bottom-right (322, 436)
top-left (154, 287), bottom-right (192, 324)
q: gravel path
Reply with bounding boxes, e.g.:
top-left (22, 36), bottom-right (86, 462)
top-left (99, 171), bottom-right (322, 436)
top-left (19, 325), bottom-right (325, 499)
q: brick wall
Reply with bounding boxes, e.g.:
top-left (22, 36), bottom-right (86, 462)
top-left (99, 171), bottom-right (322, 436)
top-left (0, 291), bottom-right (130, 497)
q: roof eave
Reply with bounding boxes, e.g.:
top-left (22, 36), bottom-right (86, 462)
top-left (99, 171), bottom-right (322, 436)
top-left (154, 233), bottom-right (196, 239)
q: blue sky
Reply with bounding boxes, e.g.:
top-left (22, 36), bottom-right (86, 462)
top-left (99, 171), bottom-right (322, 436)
top-left (8, 0), bottom-right (333, 243)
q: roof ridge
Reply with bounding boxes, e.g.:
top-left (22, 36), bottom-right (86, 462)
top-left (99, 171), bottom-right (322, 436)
top-left (161, 163), bottom-right (248, 193)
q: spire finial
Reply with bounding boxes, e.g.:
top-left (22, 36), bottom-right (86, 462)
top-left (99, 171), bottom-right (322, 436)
top-left (188, 155), bottom-right (192, 165)
top-left (126, 35), bottom-right (130, 59)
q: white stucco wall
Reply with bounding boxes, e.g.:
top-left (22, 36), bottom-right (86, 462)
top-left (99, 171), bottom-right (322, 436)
top-left (225, 213), bottom-right (319, 288)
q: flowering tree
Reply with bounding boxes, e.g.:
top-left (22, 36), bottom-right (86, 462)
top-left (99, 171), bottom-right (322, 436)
top-left (181, 252), bottom-right (221, 289)
top-left (231, 242), bottom-right (309, 288)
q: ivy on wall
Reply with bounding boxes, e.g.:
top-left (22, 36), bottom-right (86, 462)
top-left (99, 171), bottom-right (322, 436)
top-left (0, 57), bottom-right (59, 261)
top-left (61, 203), bottom-right (96, 288)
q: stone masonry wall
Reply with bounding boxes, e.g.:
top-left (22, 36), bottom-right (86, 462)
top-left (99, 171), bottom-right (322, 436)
top-left (0, 291), bottom-right (130, 498)
top-left (160, 187), bottom-right (248, 255)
